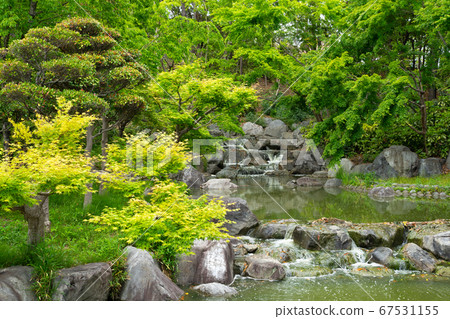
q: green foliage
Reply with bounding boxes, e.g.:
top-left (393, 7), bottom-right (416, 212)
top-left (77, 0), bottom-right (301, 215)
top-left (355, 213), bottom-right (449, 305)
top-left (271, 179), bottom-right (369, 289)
top-left (353, 96), bottom-right (450, 161)
top-left (102, 132), bottom-right (189, 197)
top-left (336, 168), bottom-right (378, 188)
top-left (9, 37), bottom-right (62, 67)
top-left (145, 62), bottom-right (257, 139)
top-left (89, 181), bottom-right (231, 271)
top-left (1, 17), bottom-right (147, 140)
top-left (380, 174), bottom-right (450, 189)
top-left (262, 94), bottom-right (311, 125)
top-left (0, 82), bottom-right (58, 119)
top-left (42, 57), bottom-right (98, 90)
top-left (0, 98), bottom-right (95, 211)
top-left (0, 191), bottom-right (127, 299)
top-left (0, 60), bottom-right (32, 84)
top-left (26, 27), bottom-right (90, 54)
top-left (27, 244), bottom-right (66, 301)
top-left (108, 256), bottom-right (128, 301)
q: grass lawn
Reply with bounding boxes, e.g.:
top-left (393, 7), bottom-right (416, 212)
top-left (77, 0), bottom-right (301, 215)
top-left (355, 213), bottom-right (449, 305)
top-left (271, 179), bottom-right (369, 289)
top-left (336, 168), bottom-right (450, 191)
top-left (381, 174), bottom-right (450, 188)
top-left (0, 191), bottom-right (128, 299)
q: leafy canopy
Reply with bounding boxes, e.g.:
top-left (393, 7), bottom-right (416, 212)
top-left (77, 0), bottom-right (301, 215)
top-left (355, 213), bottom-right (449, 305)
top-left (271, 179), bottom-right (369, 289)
top-left (145, 62), bottom-right (257, 140)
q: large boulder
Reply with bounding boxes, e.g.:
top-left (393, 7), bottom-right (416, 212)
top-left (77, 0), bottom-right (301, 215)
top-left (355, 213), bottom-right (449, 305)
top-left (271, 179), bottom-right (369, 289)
top-left (418, 158), bottom-right (444, 177)
top-left (347, 223), bottom-right (404, 249)
top-left (216, 168), bottom-right (239, 179)
top-left (367, 247), bottom-right (394, 267)
top-left (402, 243), bottom-right (437, 273)
top-left (423, 231), bottom-right (450, 261)
top-left (291, 152), bottom-right (322, 174)
top-left (52, 263), bottom-right (112, 301)
top-left (120, 246), bottom-right (184, 301)
top-left (295, 177), bottom-right (323, 187)
top-left (0, 266), bottom-right (36, 301)
top-left (171, 165), bottom-right (206, 188)
top-left (406, 222), bottom-right (450, 247)
top-left (243, 256), bottom-right (286, 281)
top-left (340, 158), bottom-right (355, 173)
top-left (242, 122), bottom-right (264, 137)
top-left (205, 149), bottom-right (224, 165)
top-left (264, 119), bottom-right (288, 138)
top-left (201, 178), bottom-right (238, 190)
top-left (176, 239), bottom-right (234, 287)
top-left (328, 158), bottom-right (354, 177)
top-left (207, 163), bottom-right (222, 175)
top-left (252, 220), bottom-right (296, 239)
top-left (208, 124), bottom-right (229, 137)
top-left (192, 282), bottom-right (238, 297)
top-left (293, 225), bottom-right (352, 250)
top-left (368, 187), bottom-right (395, 198)
top-left (324, 178), bottom-right (342, 188)
top-left (220, 197), bottom-right (259, 236)
top-left (223, 147), bottom-right (248, 166)
top-left (350, 163), bottom-right (372, 174)
top-left (368, 145), bottom-right (419, 178)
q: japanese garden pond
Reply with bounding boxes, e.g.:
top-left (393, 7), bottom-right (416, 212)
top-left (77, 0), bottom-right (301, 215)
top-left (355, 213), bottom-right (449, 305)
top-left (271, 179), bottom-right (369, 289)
top-left (188, 176), bottom-right (450, 301)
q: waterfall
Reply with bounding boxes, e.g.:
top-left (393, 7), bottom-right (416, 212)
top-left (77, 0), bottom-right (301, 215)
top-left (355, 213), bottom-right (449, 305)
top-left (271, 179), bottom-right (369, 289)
top-left (284, 224), bottom-right (297, 240)
top-left (350, 242), bottom-right (366, 264)
top-left (265, 153), bottom-right (283, 171)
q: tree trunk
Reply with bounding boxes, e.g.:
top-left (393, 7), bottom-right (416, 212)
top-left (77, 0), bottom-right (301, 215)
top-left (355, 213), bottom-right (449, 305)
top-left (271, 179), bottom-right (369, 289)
top-left (29, 1), bottom-right (38, 23)
top-left (181, 2), bottom-right (187, 17)
top-left (83, 125), bottom-right (94, 208)
top-left (420, 102), bottom-right (428, 156)
top-left (98, 116), bottom-right (109, 195)
top-left (118, 123), bottom-right (126, 138)
top-left (21, 192), bottom-right (51, 246)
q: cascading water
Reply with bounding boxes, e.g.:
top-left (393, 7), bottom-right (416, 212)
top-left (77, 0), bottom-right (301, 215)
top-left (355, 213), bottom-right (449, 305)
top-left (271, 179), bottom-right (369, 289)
top-left (284, 224), bottom-right (297, 240)
top-left (222, 140), bottom-right (284, 174)
top-left (265, 153), bottom-right (283, 171)
top-left (349, 242), bottom-right (367, 264)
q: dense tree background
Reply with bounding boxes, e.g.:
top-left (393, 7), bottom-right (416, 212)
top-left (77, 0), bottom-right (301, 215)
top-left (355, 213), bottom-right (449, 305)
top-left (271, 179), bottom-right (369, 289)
top-left (0, 0), bottom-right (449, 162)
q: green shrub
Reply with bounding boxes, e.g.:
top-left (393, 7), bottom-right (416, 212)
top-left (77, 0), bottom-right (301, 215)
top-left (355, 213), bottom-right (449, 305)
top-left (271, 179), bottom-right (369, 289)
top-left (336, 168), bottom-right (378, 187)
top-left (88, 181), bottom-right (231, 271)
top-left (262, 94), bottom-right (311, 125)
top-left (353, 97), bottom-right (450, 161)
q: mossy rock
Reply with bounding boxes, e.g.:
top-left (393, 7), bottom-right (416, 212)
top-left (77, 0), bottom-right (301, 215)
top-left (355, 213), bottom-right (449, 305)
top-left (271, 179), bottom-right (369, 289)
top-left (287, 265), bottom-right (333, 278)
top-left (435, 266), bottom-right (450, 277)
top-left (435, 261), bottom-right (450, 277)
top-left (313, 250), bottom-right (360, 268)
top-left (256, 245), bottom-right (297, 263)
top-left (233, 255), bottom-right (247, 275)
top-left (350, 266), bottom-right (394, 277)
top-left (385, 257), bottom-right (408, 270)
top-left (407, 222), bottom-right (450, 247)
top-left (347, 223), bottom-right (405, 249)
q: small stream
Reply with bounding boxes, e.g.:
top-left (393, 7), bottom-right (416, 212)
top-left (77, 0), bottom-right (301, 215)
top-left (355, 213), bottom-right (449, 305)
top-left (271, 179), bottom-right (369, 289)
top-left (188, 176), bottom-right (450, 301)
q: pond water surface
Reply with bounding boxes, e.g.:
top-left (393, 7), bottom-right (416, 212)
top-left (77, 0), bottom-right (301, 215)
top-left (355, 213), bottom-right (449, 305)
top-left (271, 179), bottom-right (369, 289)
top-left (188, 176), bottom-right (450, 301)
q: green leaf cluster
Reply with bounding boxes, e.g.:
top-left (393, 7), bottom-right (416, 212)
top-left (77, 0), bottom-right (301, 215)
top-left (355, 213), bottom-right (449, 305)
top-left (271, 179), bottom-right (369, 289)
top-left (88, 181), bottom-right (230, 271)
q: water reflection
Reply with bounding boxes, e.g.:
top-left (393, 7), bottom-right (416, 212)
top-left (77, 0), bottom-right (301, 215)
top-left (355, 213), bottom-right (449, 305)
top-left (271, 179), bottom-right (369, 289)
top-left (192, 176), bottom-right (450, 223)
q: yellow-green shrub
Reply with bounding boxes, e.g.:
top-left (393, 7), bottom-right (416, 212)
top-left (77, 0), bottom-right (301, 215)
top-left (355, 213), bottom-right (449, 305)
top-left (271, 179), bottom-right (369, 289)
top-left (88, 181), bottom-right (230, 271)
